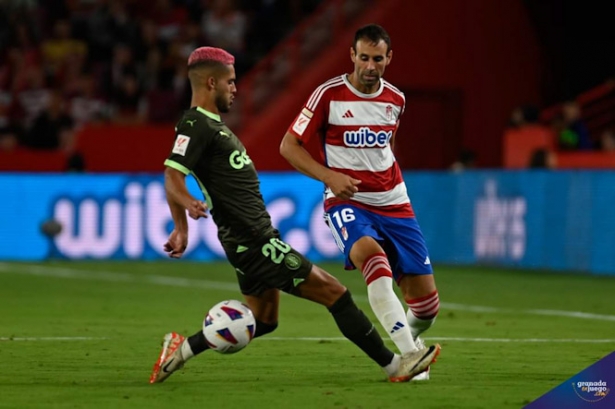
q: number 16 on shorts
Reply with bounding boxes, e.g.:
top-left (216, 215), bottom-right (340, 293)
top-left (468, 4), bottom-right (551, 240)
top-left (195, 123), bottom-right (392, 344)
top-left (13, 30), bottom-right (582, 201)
top-left (325, 207), bottom-right (357, 252)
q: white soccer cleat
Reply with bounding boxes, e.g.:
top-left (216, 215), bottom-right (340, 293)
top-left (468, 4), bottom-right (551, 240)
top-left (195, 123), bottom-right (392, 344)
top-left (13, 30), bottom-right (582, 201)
top-left (149, 332), bottom-right (186, 383)
top-left (412, 366), bottom-right (430, 381)
top-left (388, 343), bottom-right (441, 383)
top-left (411, 336), bottom-right (431, 381)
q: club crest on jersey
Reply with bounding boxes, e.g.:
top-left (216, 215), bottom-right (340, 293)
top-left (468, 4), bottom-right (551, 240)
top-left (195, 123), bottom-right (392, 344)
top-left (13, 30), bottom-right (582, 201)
top-left (386, 105), bottom-right (393, 121)
top-left (343, 127), bottom-right (392, 148)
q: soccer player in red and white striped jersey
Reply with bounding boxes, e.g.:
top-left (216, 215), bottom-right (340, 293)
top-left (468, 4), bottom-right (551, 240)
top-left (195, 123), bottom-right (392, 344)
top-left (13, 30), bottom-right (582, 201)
top-left (281, 24), bottom-right (440, 379)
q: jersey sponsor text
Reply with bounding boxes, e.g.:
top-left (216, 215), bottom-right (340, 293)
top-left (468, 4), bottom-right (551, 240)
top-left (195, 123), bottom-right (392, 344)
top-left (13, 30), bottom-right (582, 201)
top-left (343, 127), bottom-right (392, 147)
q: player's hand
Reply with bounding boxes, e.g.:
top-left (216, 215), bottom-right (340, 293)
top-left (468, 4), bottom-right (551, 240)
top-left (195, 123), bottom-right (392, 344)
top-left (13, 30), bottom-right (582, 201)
top-left (163, 229), bottom-right (188, 259)
top-left (324, 172), bottom-right (361, 200)
top-left (187, 200), bottom-right (208, 220)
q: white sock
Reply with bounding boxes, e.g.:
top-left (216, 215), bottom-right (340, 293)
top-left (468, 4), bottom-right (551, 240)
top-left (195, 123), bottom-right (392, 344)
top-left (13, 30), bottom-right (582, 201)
top-left (383, 354), bottom-right (401, 376)
top-left (180, 340), bottom-right (195, 361)
top-left (407, 314), bottom-right (436, 340)
top-left (367, 276), bottom-right (417, 354)
top-left (406, 291), bottom-right (439, 340)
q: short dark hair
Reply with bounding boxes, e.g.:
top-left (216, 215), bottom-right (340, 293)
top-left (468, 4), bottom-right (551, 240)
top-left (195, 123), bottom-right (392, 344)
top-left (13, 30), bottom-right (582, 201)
top-left (353, 24), bottom-right (391, 52)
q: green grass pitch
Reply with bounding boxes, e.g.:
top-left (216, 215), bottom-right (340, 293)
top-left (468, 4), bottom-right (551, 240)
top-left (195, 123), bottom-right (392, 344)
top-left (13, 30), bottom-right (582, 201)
top-left (1, 261), bottom-right (614, 408)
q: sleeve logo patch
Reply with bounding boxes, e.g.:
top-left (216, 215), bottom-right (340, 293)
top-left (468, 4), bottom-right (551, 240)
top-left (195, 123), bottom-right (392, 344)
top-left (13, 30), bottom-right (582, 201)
top-left (292, 112), bottom-right (311, 136)
top-left (172, 135), bottom-right (190, 156)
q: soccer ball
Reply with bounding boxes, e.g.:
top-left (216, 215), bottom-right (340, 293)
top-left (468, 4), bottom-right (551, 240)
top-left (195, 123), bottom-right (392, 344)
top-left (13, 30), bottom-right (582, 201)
top-left (203, 299), bottom-right (256, 354)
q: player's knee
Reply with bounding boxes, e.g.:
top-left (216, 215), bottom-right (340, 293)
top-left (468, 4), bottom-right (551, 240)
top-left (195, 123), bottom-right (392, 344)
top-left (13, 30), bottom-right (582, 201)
top-left (328, 289), bottom-right (354, 314)
top-left (350, 237), bottom-right (383, 267)
top-left (254, 320), bottom-right (278, 338)
top-left (312, 266), bottom-right (347, 298)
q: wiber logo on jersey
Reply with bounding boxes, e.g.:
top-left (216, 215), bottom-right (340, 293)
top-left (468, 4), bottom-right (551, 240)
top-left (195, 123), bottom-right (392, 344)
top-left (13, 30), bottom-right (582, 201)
top-left (343, 127), bottom-right (392, 148)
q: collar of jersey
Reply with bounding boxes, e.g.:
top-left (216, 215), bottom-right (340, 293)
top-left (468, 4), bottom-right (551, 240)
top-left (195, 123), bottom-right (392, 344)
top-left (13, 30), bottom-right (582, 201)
top-left (342, 74), bottom-right (384, 99)
top-left (195, 106), bottom-right (221, 122)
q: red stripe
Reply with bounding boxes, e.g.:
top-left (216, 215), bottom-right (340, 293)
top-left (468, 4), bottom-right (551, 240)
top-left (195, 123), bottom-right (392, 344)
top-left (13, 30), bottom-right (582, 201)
top-left (306, 77), bottom-right (344, 110)
top-left (412, 305), bottom-right (439, 319)
top-left (411, 298), bottom-right (440, 314)
top-left (383, 82), bottom-right (405, 100)
top-left (328, 164), bottom-right (403, 193)
top-left (405, 290), bottom-right (439, 305)
top-left (361, 253), bottom-right (392, 285)
top-left (406, 291), bottom-right (440, 319)
top-left (324, 198), bottom-right (415, 217)
top-left (407, 294), bottom-right (440, 308)
top-left (362, 253), bottom-right (388, 271)
top-left (364, 263), bottom-right (392, 284)
top-left (363, 255), bottom-right (389, 276)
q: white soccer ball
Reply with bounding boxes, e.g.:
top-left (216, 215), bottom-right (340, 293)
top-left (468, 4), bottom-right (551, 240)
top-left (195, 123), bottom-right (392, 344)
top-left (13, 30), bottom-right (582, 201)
top-left (203, 299), bottom-right (256, 354)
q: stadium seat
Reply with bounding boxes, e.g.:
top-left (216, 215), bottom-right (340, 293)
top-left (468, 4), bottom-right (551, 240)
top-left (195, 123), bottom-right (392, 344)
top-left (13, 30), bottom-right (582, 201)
top-left (503, 125), bottom-right (555, 169)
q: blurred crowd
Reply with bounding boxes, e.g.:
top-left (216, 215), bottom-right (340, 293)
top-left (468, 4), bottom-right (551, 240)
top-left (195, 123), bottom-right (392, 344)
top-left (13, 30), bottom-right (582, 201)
top-left (508, 99), bottom-right (615, 169)
top-left (452, 90), bottom-right (615, 172)
top-left (0, 0), bottom-right (322, 153)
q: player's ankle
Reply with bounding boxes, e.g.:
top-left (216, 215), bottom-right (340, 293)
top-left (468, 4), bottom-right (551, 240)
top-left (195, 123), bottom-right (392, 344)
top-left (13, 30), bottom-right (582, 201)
top-left (180, 339), bottom-right (195, 361)
top-left (382, 354), bottom-right (401, 376)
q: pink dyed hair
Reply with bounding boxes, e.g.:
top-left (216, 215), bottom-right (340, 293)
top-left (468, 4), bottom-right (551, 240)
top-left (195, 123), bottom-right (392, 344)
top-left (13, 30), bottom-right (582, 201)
top-left (187, 47), bottom-right (235, 67)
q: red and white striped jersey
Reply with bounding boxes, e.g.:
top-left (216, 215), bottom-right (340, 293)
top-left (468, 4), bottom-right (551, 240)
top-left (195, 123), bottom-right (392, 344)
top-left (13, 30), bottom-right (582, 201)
top-left (287, 74), bottom-right (414, 217)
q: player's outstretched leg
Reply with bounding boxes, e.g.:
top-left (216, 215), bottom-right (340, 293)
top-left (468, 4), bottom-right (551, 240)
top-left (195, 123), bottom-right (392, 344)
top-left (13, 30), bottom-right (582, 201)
top-left (406, 292), bottom-right (439, 381)
top-left (150, 319), bottom-right (277, 383)
top-left (325, 285), bottom-right (440, 382)
top-left (150, 332), bottom-right (187, 383)
top-left (350, 238), bottom-right (418, 355)
top-left (295, 264), bottom-right (441, 382)
top-left (399, 274), bottom-right (440, 381)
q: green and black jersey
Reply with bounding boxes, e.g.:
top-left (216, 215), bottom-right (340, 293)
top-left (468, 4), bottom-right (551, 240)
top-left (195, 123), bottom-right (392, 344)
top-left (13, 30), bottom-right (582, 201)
top-left (164, 107), bottom-right (276, 250)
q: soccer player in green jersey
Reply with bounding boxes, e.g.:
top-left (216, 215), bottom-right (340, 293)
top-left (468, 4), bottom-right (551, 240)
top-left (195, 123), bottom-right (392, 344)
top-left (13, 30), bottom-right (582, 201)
top-left (149, 47), bottom-right (440, 384)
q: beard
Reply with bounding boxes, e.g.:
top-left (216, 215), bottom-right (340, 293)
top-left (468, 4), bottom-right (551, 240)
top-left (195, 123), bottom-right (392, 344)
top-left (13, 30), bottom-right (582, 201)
top-left (215, 93), bottom-right (231, 113)
top-left (360, 72), bottom-right (379, 85)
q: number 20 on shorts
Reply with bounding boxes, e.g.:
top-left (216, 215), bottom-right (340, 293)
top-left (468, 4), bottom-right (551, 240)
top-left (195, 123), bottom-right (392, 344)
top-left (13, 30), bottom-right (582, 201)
top-left (261, 238), bottom-right (291, 264)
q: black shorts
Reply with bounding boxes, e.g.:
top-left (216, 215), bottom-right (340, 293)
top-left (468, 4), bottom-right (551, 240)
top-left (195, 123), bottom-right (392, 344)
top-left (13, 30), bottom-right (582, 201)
top-left (225, 237), bottom-right (313, 296)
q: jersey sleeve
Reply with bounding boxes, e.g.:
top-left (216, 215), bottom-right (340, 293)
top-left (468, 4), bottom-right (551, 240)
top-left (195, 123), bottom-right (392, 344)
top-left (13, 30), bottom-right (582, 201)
top-left (395, 92), bottom-right (406, 130)
top-left (398, 91), bottom-right (406, 118)
top-left (164, 120), bottom-right (211, 175)
top-left (286, 88), bottom-right (329, 144)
